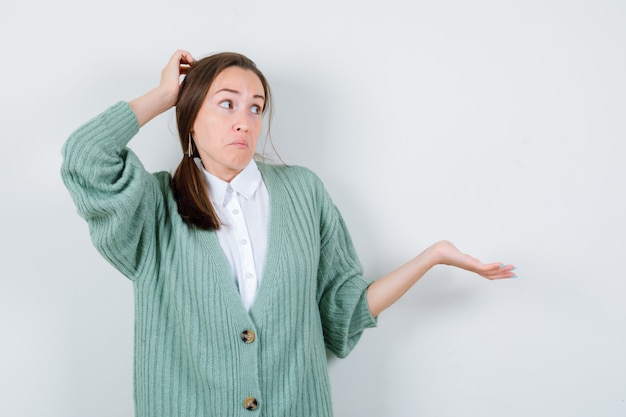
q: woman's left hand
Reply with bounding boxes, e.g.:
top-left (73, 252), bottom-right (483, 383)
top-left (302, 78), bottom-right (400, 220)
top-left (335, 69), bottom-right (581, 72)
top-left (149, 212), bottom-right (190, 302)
top-left (431, 240), bottom-right (516, 280)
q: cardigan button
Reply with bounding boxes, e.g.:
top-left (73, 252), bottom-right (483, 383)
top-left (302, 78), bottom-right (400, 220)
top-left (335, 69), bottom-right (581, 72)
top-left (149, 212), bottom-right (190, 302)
top-left (241, 329), bottom-right (256, 344)
top-left (243, 396), bottom-right (258, 410)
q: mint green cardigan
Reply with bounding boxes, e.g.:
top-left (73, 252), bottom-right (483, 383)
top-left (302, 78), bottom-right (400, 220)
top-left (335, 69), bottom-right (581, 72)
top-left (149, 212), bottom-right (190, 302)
top-left (61, 102), bottom-right (377, 417)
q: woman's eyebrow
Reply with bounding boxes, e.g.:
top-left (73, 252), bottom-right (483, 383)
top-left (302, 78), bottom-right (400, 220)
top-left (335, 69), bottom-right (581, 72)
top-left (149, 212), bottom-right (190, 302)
top-left (215, 88), bottom-right (265, 101)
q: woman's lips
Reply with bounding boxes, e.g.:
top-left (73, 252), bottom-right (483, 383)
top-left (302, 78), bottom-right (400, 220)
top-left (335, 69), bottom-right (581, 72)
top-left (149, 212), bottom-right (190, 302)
top-left (229, 140), bottom-right (249, 149)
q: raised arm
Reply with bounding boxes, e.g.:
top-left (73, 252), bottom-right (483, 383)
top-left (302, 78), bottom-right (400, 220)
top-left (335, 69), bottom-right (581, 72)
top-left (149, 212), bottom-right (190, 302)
top-left (129, 49), bottom-right (195, 126)
top-left (61, 50), bottom-right (196, 280)
top-left (366, 240), bottom-right (516, 317)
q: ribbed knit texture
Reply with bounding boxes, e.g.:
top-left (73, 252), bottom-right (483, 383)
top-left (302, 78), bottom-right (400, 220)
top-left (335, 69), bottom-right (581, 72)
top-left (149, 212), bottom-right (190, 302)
top-left (61, 102), bottom-right (377, 417)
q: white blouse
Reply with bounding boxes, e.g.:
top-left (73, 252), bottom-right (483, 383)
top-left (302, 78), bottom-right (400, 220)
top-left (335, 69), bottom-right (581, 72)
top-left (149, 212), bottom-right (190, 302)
top-left (202, 161), bottom-right (270, 311)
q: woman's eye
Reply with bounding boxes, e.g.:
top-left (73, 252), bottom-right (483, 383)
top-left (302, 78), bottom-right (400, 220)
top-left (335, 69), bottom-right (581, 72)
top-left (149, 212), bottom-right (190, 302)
top-left (219, 100), bottom-right (233, 109)
top-left (251, 105), bottom-right (261, 114)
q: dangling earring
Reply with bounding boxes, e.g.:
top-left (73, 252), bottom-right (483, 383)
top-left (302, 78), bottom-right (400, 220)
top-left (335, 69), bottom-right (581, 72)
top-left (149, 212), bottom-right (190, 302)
top-left (187, 133), bottom-right (194, 158)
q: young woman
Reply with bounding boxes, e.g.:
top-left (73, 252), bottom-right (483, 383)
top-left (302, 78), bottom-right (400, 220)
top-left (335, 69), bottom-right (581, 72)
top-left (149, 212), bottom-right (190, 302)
top-left (61, 50), bottom-right (516, 417)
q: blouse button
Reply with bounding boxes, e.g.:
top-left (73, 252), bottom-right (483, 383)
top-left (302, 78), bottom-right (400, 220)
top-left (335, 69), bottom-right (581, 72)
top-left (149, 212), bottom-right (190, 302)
top-left (241, 329), bottom-right (256, 344)
top-left (243, 396), bottom-right (258, 410)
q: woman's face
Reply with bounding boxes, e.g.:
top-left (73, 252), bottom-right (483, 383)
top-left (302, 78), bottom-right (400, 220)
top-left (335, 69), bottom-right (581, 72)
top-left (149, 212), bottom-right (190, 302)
top-left (192, 66), bottom-right (266, 182)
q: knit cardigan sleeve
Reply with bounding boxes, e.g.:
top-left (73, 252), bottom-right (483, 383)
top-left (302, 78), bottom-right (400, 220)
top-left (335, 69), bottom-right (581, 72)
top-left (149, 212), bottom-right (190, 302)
top-left (61, 102), bottom-right (166, 281)
top-left (314, 174), bottom-right (378, 358)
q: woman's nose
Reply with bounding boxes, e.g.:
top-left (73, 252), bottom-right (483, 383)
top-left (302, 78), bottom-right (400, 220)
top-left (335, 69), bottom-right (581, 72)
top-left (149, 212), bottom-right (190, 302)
top-left (234, 118), bottom-right (249, 132)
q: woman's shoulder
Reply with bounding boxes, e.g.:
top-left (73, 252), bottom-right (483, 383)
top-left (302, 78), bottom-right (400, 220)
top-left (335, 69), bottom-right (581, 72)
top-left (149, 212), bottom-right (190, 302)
top-left (256, 161), bottom-right (331, 207)
top-left (257, 161), bottom-right (321, 184)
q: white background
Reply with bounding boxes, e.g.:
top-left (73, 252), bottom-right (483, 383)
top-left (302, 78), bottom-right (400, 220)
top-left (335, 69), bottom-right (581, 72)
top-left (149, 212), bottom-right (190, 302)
top-left (1, 1), bottom-right (625, 416)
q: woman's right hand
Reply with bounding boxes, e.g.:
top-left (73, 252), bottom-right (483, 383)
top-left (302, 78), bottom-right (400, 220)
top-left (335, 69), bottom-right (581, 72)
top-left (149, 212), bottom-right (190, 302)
top-left (129, 50), bottom-right (196, 127)
top-left (157, 49), bottom-right (196, 109)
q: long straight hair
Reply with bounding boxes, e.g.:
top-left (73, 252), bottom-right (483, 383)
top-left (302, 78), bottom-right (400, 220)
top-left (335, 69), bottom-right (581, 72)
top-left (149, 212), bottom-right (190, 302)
top-left (171, 52), bottom-right (273, 230)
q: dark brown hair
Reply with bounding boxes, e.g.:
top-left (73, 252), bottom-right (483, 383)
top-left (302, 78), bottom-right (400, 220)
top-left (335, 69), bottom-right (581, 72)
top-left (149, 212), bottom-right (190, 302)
top-left (171, 52), bottom-right (273, 230)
